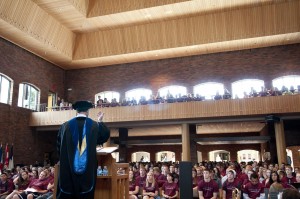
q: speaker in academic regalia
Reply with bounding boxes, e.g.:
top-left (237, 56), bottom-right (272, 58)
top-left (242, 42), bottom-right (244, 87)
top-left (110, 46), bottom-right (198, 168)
top-left (179, 161), bottom-right (193, 199)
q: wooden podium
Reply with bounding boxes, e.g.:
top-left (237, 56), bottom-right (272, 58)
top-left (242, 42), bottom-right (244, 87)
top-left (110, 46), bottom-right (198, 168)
top-left (94, 148), bottom-right (129, 199)
top-left (53, 148), bottom-right (129, 199)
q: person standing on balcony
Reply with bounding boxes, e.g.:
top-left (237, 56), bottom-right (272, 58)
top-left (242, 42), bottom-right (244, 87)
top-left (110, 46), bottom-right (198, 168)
top-left (56, 101), bottom-right (110, 199)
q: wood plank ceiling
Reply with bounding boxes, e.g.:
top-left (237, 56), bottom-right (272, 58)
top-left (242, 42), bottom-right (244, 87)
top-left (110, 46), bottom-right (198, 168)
top-left (1, 0), bottom-right (300, 69)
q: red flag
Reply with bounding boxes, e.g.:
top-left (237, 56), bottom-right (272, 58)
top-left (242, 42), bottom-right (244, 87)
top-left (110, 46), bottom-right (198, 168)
top-left (4, 144), bottom-right (9, 168)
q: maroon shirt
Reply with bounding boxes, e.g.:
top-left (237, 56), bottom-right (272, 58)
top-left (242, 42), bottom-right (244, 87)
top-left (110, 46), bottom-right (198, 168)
top-left (197, 175), bottom-right (204, 184)
top-left (281, 176), bottom-right (297, 185)
top-left (17, 179), bottom-right (31, 190)
top-left (198, 180), bottom-right (218, 199)
top-left (129, 181), bottom-right (137, 191)
top-left (244, 182), bottom-right (264, 199)
top-left (135, 175), bottom-right (146, 188)
top-left (156, 174), bottom-right (167, 188)
top-left (143, 182), bottom-right (159, 193)
top-left (28, 178), bottom-right (48, 191)
top-left (222, 179), bottom-right (241, 199)
top-left (0, 180), bottom-right (13, 194)
top-left (162, 182), bottom-right (178, 197)
top-left (239, 173), bottom-right (248, 183)
top-left (242, 178), bottom-right (250, 191)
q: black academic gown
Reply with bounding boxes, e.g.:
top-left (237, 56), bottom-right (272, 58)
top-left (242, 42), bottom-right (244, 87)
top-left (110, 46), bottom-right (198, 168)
top-left (56, 116), bottom-right (110, 199)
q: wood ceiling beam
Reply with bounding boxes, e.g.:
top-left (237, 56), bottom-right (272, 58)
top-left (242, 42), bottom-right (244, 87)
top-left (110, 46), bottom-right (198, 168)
top-left (110, 125), bottom-right (182, 137)
top-left (31, 0), bottom-right (89, 30)
top-left (196, 122), bottom-right (266, 134)
top-left (88, 0), bottom-right (189, 17)
top-left (72, 0), bottom-right (300, 68)
top-left (1, 0), bottom-right (300, 69)
top-left (0, 0), bottom-right (75, 67)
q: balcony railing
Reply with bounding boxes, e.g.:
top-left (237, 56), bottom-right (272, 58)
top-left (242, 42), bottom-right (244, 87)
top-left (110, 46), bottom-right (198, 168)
top-left (29, 95), bottom-right (300, 127)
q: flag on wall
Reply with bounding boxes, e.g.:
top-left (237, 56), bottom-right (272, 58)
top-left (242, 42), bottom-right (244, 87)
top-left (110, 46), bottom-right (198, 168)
top-left (0, 144), bottom-right (3, 170)
top-left (4, 144), bottom-right (9, 168)
top-left (8, 145), bottom-right (13, 170)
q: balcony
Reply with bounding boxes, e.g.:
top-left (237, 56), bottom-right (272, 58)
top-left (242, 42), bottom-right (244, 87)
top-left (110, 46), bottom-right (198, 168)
top-left (29, 95), bottom-right (300, 128)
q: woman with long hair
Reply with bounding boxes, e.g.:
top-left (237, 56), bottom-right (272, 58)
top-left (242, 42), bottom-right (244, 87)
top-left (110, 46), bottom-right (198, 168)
top-left (142, 172), bottom-right (159, 199)
top-left (262, 169), bottom-right (271, 188)
top-left (129, 170), bottom-right (139, 199)
top-left (6, 171), bottom-right (31, 199)
top-left (269, 171), bottom-right (284, 193)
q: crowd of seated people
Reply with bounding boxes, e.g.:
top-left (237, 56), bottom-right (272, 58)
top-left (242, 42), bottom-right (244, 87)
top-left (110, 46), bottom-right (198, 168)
top-left (47, 97), bottom-right (72, 111)
top-left (127, 160), bottom-right (300, 199)
top-left (242, 85), bottom-right (300, 99)
top-left (0, 160), bottom-right (299, 199)
top-left (49, 85), bottom-right (300, 112)
top-left (0, 165), bottom-right (55, 199)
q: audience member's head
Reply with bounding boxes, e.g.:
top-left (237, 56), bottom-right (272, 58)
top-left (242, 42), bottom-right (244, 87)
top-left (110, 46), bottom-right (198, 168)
top-left (282, 189), bottom-right (300, 199)
top-left (296, 172), bottom-right (300, 183)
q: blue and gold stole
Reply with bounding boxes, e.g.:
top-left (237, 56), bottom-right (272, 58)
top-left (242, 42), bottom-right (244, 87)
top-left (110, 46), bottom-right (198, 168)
top-left (69, 117), bottom-right (93, 174)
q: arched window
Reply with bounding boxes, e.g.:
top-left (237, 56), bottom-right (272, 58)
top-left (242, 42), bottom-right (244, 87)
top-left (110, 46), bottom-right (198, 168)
top-left (0, 73), bottom-right (13, 105)
top-left (193, 82), bottom-right (224, 100)
top-left (232, 79), bottom-right (264, 98)
top-left (272, 75), bottom-right (300, 91)
top-left (18, 83), bottom-right (40, 111)
top-left (158, 85), bottom-right (187, 99)
top-left (125, 88), bottom-right (152, 101)
top-left (95, 91), bottom-right (120, 103)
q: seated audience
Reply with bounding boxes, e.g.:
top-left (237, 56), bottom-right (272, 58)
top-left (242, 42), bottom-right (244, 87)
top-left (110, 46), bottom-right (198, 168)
top-left (281, 165), bottom-right (297, 185)
top-left (0, 172), bottom-right (13, 199)
top-left (282, 188), bottom-right (300, 199)
top-left (129, 170), bottom-right (139, 199)
top-left (6, 171), bottom-right (31, 199)
top-left (130, 97), bottom-right (138, 106)
top-left (296, 172), bottom-right (300, 183)
top-left (96, 96), bottom-right (103, 107)
top-left (214, 91), bottom-right (222, 100)
top-left (243, 173), bottom-right (264, 199)
top-left (35, 177), bottom-right (54, 199)
top-left (110, 98), bottom-right (120, 107)
top-left (222, 169), bottom-right (242, 199)
top-left (102, 98), bottom-right (110, 107)
top-left (269, 171), bottom-right (285, 194)
top-left (192, 168), bottom-right (199, 198)
top-left (12, 170), bottom-right (49, 199)
top-left (142, 172), bottom-right (159, 199)
top-left (198, 169), bottom-right (218, 199)
top-left (161, 173), bottom-right (178, 199)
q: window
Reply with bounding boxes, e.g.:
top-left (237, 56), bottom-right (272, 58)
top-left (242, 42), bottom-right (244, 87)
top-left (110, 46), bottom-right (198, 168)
top-left (232, 79), bottom-right (264, 98)
top-left (125, 88), bottom-right (152, 101)
top-left (18, 83), bottom-right (40, 111)
top-left (158, 85), bottom-right (187, 99)
top-left (95, 91), bottom-right (120, 103)
top-left (193, 82), bottom-right (224, 100)
top-left (0, 73), bottom-right (13, 105)
top-left (272, 75), bottom-right (300, 91)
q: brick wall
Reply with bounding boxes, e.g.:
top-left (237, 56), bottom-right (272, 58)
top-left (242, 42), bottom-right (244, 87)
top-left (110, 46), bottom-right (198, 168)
top-left (65, 44), bottom-right (300, 103)
top-left (0, 38), bottom-right (65, 165)
top-left (1, 37), bottom-right (300, 165)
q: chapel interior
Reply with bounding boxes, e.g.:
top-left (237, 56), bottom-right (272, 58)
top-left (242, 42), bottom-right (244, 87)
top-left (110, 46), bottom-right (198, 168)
top-left (0, 0), bottom-right (300, 169)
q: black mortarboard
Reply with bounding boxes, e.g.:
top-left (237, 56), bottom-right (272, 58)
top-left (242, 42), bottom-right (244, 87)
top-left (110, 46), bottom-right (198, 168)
top-left (72, 101), bottom-right (94, 112)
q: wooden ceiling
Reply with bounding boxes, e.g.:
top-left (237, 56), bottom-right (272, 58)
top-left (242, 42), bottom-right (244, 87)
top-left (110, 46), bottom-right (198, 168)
top-left (196, 122), bottom-right (266, 134)
top-left (1, 0), bottom-right (300, 69)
